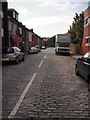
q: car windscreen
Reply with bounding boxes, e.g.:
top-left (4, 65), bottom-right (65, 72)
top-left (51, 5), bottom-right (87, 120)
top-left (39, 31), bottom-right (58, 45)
top-left (83, 52), bottom-right (90, 58)
top-left (2, 48), bottom-right (14, 54)
top-left (31, 47), bottom-right (35, 50)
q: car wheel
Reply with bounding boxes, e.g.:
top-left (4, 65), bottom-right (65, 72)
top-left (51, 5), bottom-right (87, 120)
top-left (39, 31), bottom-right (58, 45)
top-left (55, 51), bottom-right (58, 55)
top-left (88, 76), bottom-right (90, 92)
top-left (22, 56), bottom-right (25, 61)
top-left (75, 67), bottom-right (79, 76)
top-left (15, 57), bottom-right (19, 64)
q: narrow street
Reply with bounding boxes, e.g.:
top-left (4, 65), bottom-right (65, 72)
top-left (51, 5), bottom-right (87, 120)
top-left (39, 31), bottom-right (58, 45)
top-left (2, 48), bottom-right (89, 119)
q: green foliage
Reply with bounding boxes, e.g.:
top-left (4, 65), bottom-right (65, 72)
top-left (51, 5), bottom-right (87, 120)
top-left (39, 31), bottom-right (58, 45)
top-left (47, 36), bottom-right (55, 47)
top-left (68, 12), bottom-right (84, 44)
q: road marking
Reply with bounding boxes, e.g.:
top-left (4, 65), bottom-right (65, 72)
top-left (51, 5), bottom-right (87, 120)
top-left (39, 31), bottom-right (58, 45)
top-left (44, 55), bottom-right (46, 59)
top-left (39, 60), bottom-right (43, 68)
top-left (8, 73), bottom-right (37, 118)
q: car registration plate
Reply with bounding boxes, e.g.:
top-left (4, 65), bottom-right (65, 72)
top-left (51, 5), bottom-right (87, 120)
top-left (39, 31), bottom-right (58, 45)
top-left (2, 58), bottom-right (9, 61)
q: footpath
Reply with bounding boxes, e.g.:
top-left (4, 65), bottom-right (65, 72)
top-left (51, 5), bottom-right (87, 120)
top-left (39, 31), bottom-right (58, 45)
top-left (71, 53), bottom-right (83, 59)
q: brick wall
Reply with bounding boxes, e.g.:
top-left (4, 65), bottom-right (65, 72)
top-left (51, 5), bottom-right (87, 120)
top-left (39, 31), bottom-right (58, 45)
top-left (81, 6), bottom-right (90, 54)
top-left (70, 44), bottom-right (81, 54)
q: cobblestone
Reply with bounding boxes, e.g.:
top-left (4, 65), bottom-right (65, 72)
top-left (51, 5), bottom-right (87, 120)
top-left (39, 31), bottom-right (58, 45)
top-left (3, 48), bottom-right (90, 118)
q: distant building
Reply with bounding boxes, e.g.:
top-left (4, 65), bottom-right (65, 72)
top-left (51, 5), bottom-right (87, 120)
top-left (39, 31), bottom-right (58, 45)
top-left (1, 1), bottom-right (42, 53)
top-left (8, 9), bottom-right (21, 47)
top-left (42, 37), bottom-right (49, 47)
top-left (8, 9), bottom-right (26, 52)
top-left (81, 2), bottom-right (90, 54)
top-left (32, 34), bottom-right (39, 47)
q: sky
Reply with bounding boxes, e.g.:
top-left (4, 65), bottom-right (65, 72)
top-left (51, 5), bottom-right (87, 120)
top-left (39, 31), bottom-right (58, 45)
top-left (7, 0), bottom-right (89, 37)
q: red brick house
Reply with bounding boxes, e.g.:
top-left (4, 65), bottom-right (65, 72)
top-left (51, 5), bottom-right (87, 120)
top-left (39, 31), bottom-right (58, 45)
top-left (81, 3), bottom-right (90, 54)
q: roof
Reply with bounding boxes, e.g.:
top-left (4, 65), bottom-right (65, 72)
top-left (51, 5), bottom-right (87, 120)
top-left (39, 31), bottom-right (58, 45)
top-left (8, 8), bottom-right (19, 15)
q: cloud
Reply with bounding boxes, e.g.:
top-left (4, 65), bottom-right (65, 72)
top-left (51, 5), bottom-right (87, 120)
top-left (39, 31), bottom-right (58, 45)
top-left (20, 8), bottom-right (28, 14)
top-left (63, 2), bottom-right (82, 10)
top-left (37, 0), bottom-right (59, 7)
top-left (7, 0), bottom-right (88, 37)
top-left (25, 13), bottom-right (74, 27)
top-left (37, 1), bottom-right (83, 11)
top-left (7, 0), bottom-right (89, 2)
top-left (21, 10), bottom-right (75, 35)
top-left (18, 8), bottom-right (29, 16)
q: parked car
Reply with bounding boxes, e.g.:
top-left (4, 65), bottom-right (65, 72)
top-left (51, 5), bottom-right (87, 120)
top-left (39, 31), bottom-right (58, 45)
top-left (28, 47), bottom-right (38, 54)
top-left (35, 45), bottom-right (41, 52)
top-left (2, 47), bottom-right (25, 64)
top-left (41, 46), bottom-right (46, 49)
top-left (75, 51), bottom-right (90, 91)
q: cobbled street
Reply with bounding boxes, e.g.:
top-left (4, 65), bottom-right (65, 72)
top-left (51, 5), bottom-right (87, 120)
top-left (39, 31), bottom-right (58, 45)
top-left (2, 48), bottom-right (90, 119)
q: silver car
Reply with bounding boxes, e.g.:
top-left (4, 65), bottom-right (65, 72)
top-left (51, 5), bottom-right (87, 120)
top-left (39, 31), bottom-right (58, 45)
top-left (28, 47), bottom-right (38, 54)
top-left (2, 47), bottom-right (25, 64)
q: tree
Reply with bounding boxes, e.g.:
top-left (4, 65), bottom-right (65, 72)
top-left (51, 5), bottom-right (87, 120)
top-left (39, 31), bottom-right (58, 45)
top-left (68, 12), bottom-right (84, 44)
top-left (47, 36), bottom-right (55, 47)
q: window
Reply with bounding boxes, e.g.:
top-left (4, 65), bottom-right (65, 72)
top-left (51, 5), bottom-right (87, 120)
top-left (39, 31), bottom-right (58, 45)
top-left (83, 51), bottom-right (90, 58)
top-left (13, 11), bottom-right (15, 18)
top-left (0, 11), bottom-right (3, 18)
top-left (15, 47), bottom-right (20, 52)
top-left (86, 38), bottom-right (90, 43)
top-left (1, 28), bottom-right (3, 37)
top-left (86, 17), bottom-right (90, 24)
top-left (85, 38), bottom-right (90, 46)
top-left (16, 14), bottom-right (18, 20)
top-left (19, 27), bottom-right (22, 35)
top-left (2, 48), bottom-right (14, 54)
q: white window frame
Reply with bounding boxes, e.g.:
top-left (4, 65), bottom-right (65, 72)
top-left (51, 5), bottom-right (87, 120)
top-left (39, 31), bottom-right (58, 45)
top-left (19, 27), bottom-right (22, 35)
top-left (1, 28), bottom-right (3, 37)
top-left (16, 14), bottom-right (18, 20)
top-left (85, 37), bottom-right (90, 46)
top-left (0, 11), bottom-right (3, 18)
top-left (13, 11), bottom-right (15, 19)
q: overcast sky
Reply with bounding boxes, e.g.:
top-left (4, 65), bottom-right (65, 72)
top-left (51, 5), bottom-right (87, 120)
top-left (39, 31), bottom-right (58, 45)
top-left (7, 0), bottom-right (89, 37)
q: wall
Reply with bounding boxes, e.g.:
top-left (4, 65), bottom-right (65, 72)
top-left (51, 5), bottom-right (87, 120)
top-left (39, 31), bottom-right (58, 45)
top-left (70, 44), bottom-right (81, 54)
top-left (2, 2), bottom-right (9, 47)
top-left (31, 35), bottom-right (38, 47)
top-left (81, 6), bottom-right (90, 54)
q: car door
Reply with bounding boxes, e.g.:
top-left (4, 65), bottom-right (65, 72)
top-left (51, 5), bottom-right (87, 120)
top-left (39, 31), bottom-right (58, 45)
top-left (77, 58), bottom-right (83, 75)
top-left (81, 57), bottom-right (90, 80)
top-left (81, 61), bottom-right (89, 80)
top-left (15, 48), bottom-right (21, 60)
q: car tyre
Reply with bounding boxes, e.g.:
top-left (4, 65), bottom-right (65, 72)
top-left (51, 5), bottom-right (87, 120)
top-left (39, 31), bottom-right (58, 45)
top-left (75, 67), bottom-right (79, 76)
top-left (88, 76), bottom-right (90, 92)
top-left (55, 51), bottom-right (58, 55)
top-left (15, 57), bottom-right (19, 64)
top-left (22, 56), bottom-right (25, 61)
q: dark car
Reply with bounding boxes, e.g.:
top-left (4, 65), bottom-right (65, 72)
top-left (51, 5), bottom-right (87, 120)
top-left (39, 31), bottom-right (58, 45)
top-left (2, 47), bottom-right (25, 64)
top-left (75, 51), bottom-right (90, 91)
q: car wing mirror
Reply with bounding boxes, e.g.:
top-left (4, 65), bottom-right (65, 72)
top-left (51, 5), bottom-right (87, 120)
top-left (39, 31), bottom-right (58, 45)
top-left (78, 58), bottom-right (82, 61)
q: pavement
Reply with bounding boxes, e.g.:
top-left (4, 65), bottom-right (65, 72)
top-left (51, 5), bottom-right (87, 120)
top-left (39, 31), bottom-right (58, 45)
top-left (71, 53), bottom-right (83, 59)
top-left (3, 48), bottom-right (89, 119)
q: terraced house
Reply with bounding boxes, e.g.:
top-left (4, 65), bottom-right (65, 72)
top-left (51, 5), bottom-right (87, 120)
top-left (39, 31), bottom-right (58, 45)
top-left (1, 1), bottom-right (42, 54)
top-left (82, 2), bottom-right (90, 54)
